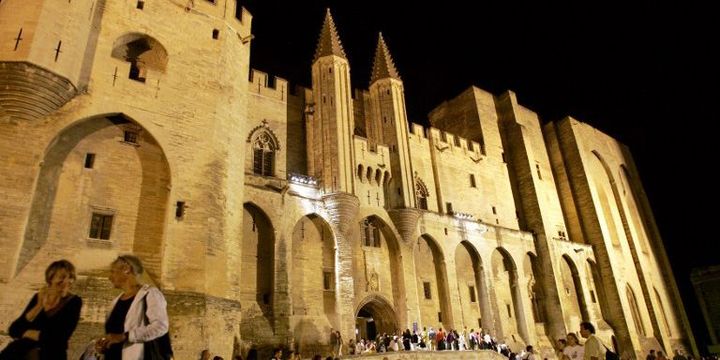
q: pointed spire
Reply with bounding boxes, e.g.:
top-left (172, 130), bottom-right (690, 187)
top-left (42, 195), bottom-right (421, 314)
top-left (313, 8), bottom-right (347, 62)
top-left (370, 32), bottom-right (401, 83)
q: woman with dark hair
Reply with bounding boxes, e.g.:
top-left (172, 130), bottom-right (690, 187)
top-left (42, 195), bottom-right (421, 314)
top-left (95, 255), bottom-right (171, 360)
top-left (1, 260), bottom-right (82, 360)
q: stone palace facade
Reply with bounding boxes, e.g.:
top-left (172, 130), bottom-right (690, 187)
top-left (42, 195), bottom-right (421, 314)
top-left (0, 1), bottom-right (696, 358)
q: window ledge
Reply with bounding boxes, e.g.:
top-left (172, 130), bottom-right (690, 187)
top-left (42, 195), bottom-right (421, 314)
top-left (86, 238), bottom-right (113, 248)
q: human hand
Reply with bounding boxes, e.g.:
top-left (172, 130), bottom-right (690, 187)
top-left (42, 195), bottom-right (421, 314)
top-left (95, 337), bottom-right (107, 353)
top-left (104, 333), bottom-right (127, 347)
top-left (42, 287), bottom-right (61, 310)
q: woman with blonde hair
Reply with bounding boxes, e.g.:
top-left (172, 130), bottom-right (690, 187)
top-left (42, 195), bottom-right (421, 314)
top-left (95, 255), bottom-right (171, 359)
top-left (2, 260), bottom-right (82, 360)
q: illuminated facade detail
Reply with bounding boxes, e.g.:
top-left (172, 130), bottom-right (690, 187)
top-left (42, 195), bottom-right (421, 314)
top-left (0, 3), bottom-right (695, 359)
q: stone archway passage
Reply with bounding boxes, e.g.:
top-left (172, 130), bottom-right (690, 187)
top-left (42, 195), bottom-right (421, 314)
top-left (355, 298), bottom-right (398, 341)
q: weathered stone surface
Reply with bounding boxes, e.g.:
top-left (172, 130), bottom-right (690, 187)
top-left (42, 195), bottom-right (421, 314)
top-left (0, 2), bottom-right (695, 359)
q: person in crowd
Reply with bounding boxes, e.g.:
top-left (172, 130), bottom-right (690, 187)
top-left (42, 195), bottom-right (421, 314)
top-left (579, 322), bottom-right (605, 360)
top-left (556, 338), bottom-right (568, 360)
top-left (95, 255), bottom-right (170, 360)
top-left (648, 350), bottom-right (658, 360)
top-left (674, 350), bottom-right (688, 360)
top-left (201, 349), bottom-right (212, 360)
top-left (402, 329), bottom-right (412, 350)
top-left (270, 348), bottom-right (282, 360)
top-left (525, 345), bottom-right (537, 360)
top-left (2, 260), bottom-right (82, 360)
top-left (564, 332), bottom-right (584, 360)
top-left (428, 327), bottom-right (436, 351)
top-left (658, 351), bottom-right (669, 360)
top-left (436, 327), bottom-right (445, 351)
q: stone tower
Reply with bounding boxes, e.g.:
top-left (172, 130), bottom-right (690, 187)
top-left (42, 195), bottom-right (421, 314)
top-left (0, 0), bottom-right (253, 356)
top-left (308, 9), bottom-right (356, 195)
top-left (368, 33), bottom-right (415, 209)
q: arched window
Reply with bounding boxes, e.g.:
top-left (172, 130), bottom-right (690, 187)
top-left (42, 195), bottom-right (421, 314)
top-left (626, 285), bottom-right (646, 336)
top-left (111, 33), bottom-right (168, 83)
top-left (360, 218), bottom-right (381, 247)
top-left (247, 121), bottom-right (280, 177)
top-left (415, 177), bottom-right (429, 210)
top-left (253, 132), bottom-right (275, 176)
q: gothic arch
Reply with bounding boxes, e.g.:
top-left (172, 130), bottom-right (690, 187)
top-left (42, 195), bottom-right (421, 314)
top-left (356, 214), bottom-right (406, 325)
top-left (455, 241), bottom-right (494, 333)
top-left (414, 177), bottom-right (429, 210)
top-left (626, 284), bottom-right (646, 336)
top-left (241, 202), bottom-right (276, 321)
top-left (18, 113), bottom-right (171, 279)
top-left (592, 151), bottom-right (660, 344)
top-left (355, 294), bottom-right (399, 339)
top-left (491, 247), bottom-right (528, 344)
top-left (587, 259), bottom-right (610, 321)
top-left (357, 164), bottom-right (365, 183)
top-left (246, 121), bottom-right (281, 150)
top-left (561, 254), bottom-right (590, 326)
top-left (290, 213), bottom-right (336, 327)
top-left (247, 123), bottom-right (279, 176)
top-left (416, 234), bottom-right (453, 328)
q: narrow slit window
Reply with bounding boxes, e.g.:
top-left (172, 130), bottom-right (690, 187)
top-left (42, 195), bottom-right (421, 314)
top-left (84, 153), bottom-right (95, 169)
top-left (423, 282), bottom-right (432, 299)
top-left (323, 271), bottom-right (332, 290)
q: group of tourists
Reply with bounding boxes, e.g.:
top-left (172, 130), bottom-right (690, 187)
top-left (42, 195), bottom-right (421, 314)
top-left (0, 256), bottom-right (172, 360)
top-left (345, 326), bottom-right (507, 355)
top-left (0, 260), bottom-right (703, 360)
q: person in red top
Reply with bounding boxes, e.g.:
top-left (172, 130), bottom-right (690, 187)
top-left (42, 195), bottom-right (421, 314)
top-left (435, 328), bottom-right (446, 350)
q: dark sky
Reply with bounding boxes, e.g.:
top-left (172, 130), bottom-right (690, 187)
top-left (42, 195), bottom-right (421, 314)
top-left (240, 0), bottom-right (718, 351)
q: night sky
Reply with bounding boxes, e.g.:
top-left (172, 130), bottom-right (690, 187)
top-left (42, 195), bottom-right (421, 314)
top-left (240, 0), bottom-right (718, 351)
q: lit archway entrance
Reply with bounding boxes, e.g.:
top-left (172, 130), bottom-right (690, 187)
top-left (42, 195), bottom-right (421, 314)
top-left (355, 296), bottom-right (398, 341)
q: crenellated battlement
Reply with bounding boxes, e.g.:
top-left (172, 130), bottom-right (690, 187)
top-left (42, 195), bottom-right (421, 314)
top-left (409, 124), bottom-right (482, 157)
top-left (248, 69), bottom-right (305, 102)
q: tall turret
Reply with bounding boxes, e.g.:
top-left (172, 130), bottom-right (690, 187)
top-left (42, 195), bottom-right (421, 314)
top-left (307, 9), bottom-right (356, 194)
top-left (368, 33), bottom-right (414, 208)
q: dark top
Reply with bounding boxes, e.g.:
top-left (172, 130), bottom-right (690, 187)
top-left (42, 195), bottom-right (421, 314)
top-left (104, 295), bottom-right (135, 360)
top-left (8, 293), bottom-right (82, 360)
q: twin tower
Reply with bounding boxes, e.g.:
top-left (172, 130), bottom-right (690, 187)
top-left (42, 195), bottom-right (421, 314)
top-left (309, 9), bottom-right (414, 210)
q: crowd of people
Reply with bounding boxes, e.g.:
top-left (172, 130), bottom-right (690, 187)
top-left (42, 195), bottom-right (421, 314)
top-left (0, 259), bottom-right (710, 360)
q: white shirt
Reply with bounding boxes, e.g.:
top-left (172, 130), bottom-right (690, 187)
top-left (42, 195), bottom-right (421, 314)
top-left (583, 335), bottom-right (605, 360)
top-left (565, 345), bottom-right (585, 360)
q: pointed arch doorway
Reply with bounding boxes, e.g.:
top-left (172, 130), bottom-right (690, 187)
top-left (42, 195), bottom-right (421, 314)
top-left (355, 296), bottom-right (398, 341)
